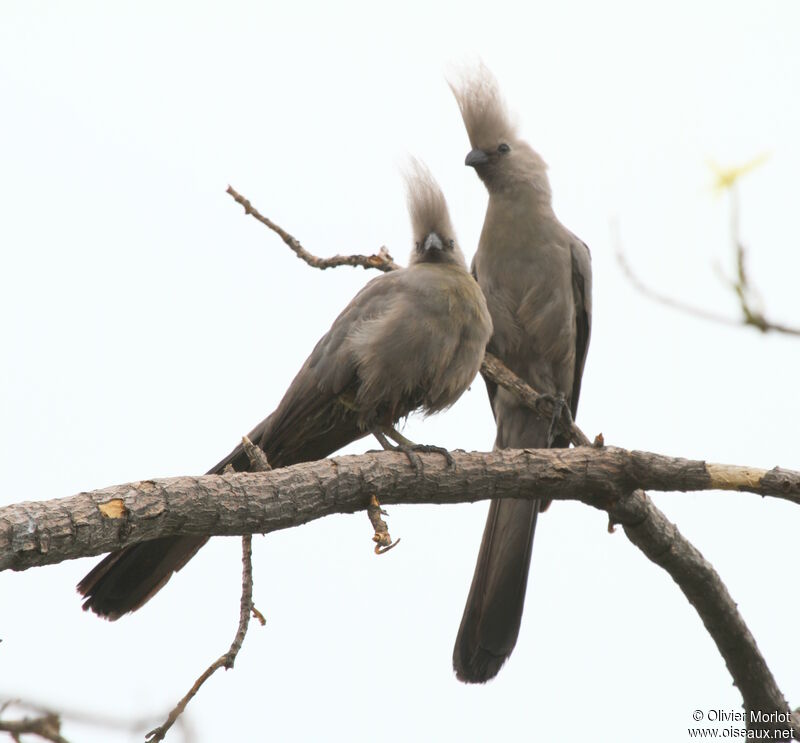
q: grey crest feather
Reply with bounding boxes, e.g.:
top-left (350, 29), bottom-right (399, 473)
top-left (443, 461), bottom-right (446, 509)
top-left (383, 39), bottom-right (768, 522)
top-left (448, 63), bottom-right (517, 151)
top-left (449, 63), bottom-right (550, 196)
top-left (403, 159), bottom-right (466, 267)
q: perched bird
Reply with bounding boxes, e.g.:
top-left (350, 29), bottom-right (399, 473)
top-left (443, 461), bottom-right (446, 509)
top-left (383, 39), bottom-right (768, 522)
top-left (78, 162), bottom-right (493, 620)
top-left (450, 66), bottom-right (592, 682)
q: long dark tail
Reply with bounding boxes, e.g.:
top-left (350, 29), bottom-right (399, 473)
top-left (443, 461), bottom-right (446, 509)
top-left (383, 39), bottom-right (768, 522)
top-left (76, 449), bottom-right (237, 620)
top-left (452, 497), bottom-right (539, 682)
top-left (453, 394), bottom-right (564, 683)
top-left (76, 535), bottom-right (209, 620)
top-left (78, 380), bottom-right (366, 620)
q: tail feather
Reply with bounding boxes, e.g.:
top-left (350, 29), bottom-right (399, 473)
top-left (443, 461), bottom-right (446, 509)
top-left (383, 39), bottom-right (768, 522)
top-left (453, 399), bottom-right (555, 682)
top-left (453, 498), bottom-right (539, 682)
top-left (77, 536), bottom-right (208, 619)
top-left (78, 387), bottom-right (366, 620)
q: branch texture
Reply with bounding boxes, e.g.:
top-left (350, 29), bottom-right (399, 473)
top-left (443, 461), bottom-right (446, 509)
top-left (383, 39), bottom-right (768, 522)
top-left (3, 447), bottom-right (797, 571)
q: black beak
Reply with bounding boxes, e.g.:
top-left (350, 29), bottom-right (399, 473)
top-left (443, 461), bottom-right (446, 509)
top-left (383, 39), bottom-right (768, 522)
top-left (465, 148), bottom-right (489, 167)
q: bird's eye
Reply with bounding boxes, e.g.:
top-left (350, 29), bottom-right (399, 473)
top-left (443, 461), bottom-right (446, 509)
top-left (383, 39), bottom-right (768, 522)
top-left (498, 143), bottom-right (511, 154)
top-left (448, 240), bottom-right (454, 249)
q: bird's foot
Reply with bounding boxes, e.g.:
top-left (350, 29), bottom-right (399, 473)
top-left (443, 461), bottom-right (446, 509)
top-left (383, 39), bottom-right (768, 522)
top-left (371, 430), bottom-right (423, 472)
top-left (539, 394), bottom-right (567, 447)
top-left (372, 427), bottom-right (454, 472)
top-left (403, 443), bottom-right (455, 467)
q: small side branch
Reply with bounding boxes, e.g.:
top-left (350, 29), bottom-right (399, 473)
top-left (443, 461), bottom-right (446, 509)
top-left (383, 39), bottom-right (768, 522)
top-left (480, 352), bottom-right (591, 447)
top-left (366, 495), bottom-right (400, 554)
top-left (226, 185), bottom-right (400, 272)
top-left (0, 696), bottom-right (186, 742)
top-left (614, 229), bottom-right (741, 327)
top-left (612, 170), bottom-right (800, 337)
top-left (146, 436), bottom-right (267, 742)
top-left (0, 711), bottom-right (69, 743)
top-left (145, 536), bottom-right (258, 743)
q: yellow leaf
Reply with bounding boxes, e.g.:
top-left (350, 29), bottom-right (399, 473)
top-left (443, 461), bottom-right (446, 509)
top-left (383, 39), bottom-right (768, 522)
top-left (708, 152), bottom-right (770, 192)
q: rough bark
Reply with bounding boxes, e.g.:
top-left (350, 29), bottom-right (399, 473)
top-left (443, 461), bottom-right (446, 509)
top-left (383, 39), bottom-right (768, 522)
top-left (3, 446), bottom-right (797, 572)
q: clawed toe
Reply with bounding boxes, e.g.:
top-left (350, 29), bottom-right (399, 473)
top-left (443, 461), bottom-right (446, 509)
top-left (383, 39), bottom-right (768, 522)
top-left (371, 427), bottom-right (453, 472)
top-left (408, 444), bottom-right (454, 467)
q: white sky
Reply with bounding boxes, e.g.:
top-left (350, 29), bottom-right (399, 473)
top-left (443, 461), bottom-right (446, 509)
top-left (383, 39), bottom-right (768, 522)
top-left (1, 2), bottom-right (799, 741)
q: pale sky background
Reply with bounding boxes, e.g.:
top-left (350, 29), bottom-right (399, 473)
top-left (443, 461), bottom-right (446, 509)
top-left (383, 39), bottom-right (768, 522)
top-left (1, 2), bottom-right (799, 742)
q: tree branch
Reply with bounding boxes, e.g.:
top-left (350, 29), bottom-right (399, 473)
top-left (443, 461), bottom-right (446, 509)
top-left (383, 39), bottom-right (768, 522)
top-left (614, 226), bottom-right (743, 327)
top-left (612, 170), bottom-right (800, 337)
top-left (0, 696), bottom-right (188, 743)
top-left (3, 447), bottom-right (798, 571)
top-left (480, 352), bottom-right (592, 447)
top-left (609, 490), bottom-right (797, 737)
top-left (146, 437), bottom-right (268, 742)
top-left (0, 712), bottom-right (69, 743)
top-left (2, 447), bottom-right (798, 737)
top-left (226, 185), bottom-right (400, 272)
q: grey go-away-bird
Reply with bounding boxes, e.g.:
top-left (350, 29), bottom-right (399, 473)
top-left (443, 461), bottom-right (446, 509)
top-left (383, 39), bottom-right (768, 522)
top-left (449, 66), bottom-right (592, 682)
top-left (78, 162), bottom-right (493, 619)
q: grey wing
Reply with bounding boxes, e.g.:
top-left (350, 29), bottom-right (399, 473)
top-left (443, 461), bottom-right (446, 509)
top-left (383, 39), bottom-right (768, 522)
top-left (471, 256), bottom-right (500, 422)
top-left (568, 238), bottom-right (592, 417)
top-left (210, 271), bottom-right (406, 471)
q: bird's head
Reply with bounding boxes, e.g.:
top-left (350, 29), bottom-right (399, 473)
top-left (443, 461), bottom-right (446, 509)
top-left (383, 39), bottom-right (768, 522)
top-left (404, 159), bottom-right (466, 268)
top-left (449, 63), bottom-right (551, 199)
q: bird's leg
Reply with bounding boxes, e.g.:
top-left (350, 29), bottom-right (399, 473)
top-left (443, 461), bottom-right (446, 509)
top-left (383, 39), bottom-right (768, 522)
top-left (542, 394), bottom-right (568, 447)
top-left (372, 427), bottom-right (424, 472)
top-left (381, 426), bottom-right (455, 468)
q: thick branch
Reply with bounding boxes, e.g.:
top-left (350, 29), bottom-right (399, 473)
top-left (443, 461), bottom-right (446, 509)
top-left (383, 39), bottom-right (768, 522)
top-left (3, 447), bottom-right (797, 571)
top-left (609, 490), bottom-right (795, 736)
top-left (3, 446), bottom-right (798, 736)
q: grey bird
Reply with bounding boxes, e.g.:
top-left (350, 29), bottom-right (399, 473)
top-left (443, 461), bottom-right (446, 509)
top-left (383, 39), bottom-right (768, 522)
top-left (78, 162), bottom-right (493, 619)
top-left (449, 66), bottom-right (592, 682)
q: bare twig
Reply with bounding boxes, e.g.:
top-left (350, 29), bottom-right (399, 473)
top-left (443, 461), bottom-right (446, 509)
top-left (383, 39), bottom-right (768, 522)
top-left (0, 711), bottom-right (69, 743)
top-left (146, 436), bottom-right (268, 742)
top-left (723, 186), bottom-right (800, 336)
top-left (239, 435), bottom-right (269, 624)
top-left (613, 221), bottom-right (742, 327)
top-left (226, 185), bottom-right (400, 272)
top-left (366, 494), bottom-right (400, 554)
top-left (613, 161), bottom-right (800, 337)
top-left (145, 535), bottom-right (258, 742)
top-left (0, 696), bottom-right (190, 742)
top-left (241, 434), bottom-right (271, 473)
